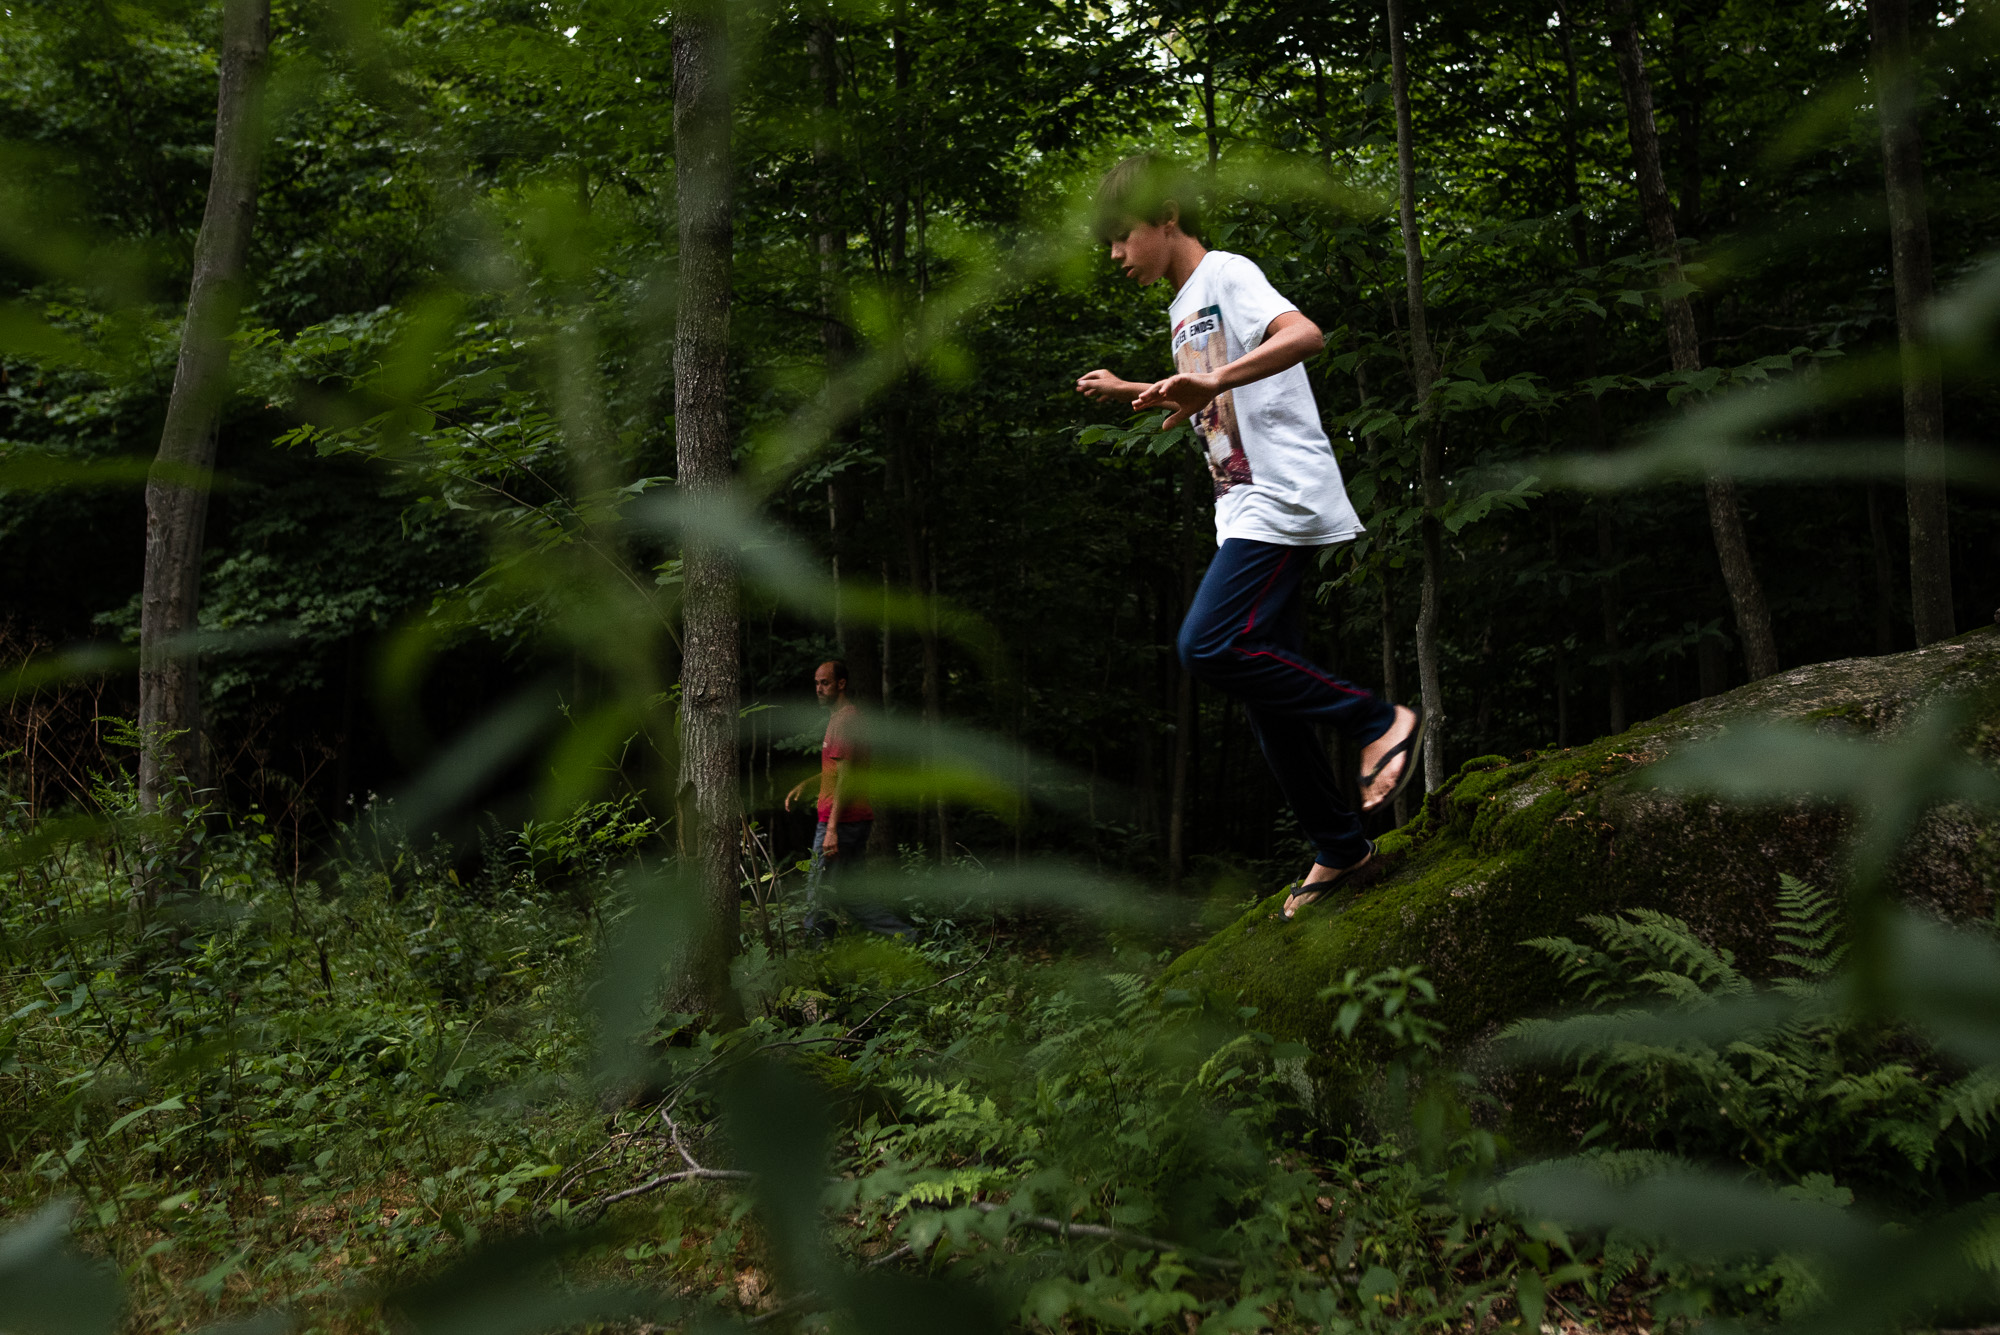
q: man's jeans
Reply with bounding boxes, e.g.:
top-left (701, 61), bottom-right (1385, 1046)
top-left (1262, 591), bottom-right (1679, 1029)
top-left (806, 819), bottom-right (916, 940)
top-left (1178, 538), bottom-right (1397, 869)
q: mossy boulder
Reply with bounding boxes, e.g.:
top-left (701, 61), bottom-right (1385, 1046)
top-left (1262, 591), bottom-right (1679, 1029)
top-left (1162, 626), bottom-right (2000, 1061)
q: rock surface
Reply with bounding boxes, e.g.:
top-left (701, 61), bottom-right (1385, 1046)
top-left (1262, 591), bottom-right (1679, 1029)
top-left (1161, 627), bottom-right (2000, 1060)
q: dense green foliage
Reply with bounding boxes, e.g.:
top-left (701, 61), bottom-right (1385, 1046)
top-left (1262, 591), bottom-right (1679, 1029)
top-left (0, 779), bottom-right (1561, 1331)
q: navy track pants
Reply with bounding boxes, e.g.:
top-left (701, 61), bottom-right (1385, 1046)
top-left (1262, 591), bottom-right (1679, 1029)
top-left (1177, 537), bottom-right (1396, 868)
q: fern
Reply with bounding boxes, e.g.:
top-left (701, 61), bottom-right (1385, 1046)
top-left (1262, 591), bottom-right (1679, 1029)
top-left (1771, 874), bottom-right (1847, 978)
top-left (1514, 877), bottom-right (1996, 1206)
top-left (1938, 1066), bottom-right (2000, 1137)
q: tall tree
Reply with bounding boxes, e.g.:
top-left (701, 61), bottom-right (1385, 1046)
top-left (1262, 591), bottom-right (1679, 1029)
top-left (137, 0), bottom-right (271, 886)
top-left (1556, 0), bottom-right (1629, 727)
top-left (1609, 0), bottom-right (1778, 682)
top-left (672, 0), bottom-right (741, 1014)
top-left (1385, 0), bottom-right (1446, 793)
top-left (1869, 0), bottom-right (1954, 645)
top-left (811, 11), bottom-right (883, 715)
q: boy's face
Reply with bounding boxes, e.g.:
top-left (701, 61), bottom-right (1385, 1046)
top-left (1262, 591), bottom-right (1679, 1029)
top-left (1107, 214), bottom-right (1176, 286)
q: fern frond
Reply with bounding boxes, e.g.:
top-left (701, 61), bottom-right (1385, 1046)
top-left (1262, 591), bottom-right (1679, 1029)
top-left (1522, 934), bottom-right (1630, 1003)
top-left (890, 1167), bottom-right (1005, 1212)
top-left (1772, 874), bottom-right (1847, 977)
top-left (1612, 910), bottom-right (1748, 994)
top-left (1939, 1067), bottom-right (2000, 1136)
top-left (1106, 972), bottom-right (1149, 1017)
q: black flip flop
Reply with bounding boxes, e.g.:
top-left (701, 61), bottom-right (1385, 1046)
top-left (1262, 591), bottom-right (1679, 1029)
top-left (1360, 704), bottom-right (1426, 813)
top-left (1281, 842), bottom-right (1377, 922)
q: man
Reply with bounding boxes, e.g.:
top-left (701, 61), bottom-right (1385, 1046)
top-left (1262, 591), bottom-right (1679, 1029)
top-left (784, 660), bottom-right (915, 940)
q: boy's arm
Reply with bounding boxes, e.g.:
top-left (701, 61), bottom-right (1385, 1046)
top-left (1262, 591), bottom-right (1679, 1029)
top-left (1075, 369), bottom-right (1152, 402)
top-left (1134, 311), bottom-right (1323, 428)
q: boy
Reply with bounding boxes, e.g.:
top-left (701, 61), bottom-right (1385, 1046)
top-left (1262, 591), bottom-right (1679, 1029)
top-left (1075, 153), bottom-right (1423, 921)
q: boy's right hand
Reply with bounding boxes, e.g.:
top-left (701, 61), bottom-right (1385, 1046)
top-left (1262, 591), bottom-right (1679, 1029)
top-left (1075, 369), bottom-right (1139, 404)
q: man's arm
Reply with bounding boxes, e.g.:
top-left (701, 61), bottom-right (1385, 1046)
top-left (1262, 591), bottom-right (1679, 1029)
top-left (784, 772), bottom-right (822, 812)
top-left (1133, 311), bottom-right (1324, 428)
top-left (821, 757), bottom-right (849, 857)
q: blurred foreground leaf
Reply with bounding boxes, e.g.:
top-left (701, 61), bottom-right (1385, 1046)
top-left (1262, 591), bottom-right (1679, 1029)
top-left (0, 1202), bottom-right (121, 1335)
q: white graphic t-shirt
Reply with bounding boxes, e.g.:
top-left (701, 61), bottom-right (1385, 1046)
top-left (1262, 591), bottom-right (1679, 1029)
top-left (1167, 251), bottom-right (1364, 548)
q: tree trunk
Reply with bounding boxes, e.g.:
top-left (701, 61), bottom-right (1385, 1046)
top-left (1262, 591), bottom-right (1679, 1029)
top-left (1867, 482), bottom-right (1898, 654)
top-left (1385, 0), bottom-right (1446, 794)
top-left (925, 541), bottom-right (949, 863)
top-left (672, 0), bottom-right (741, 1017)
top-left (1553, 1), bottom-right (1592, 267)
top-left (1166, 458), bottom-right (1199, 886)
top-left (1378, 578), bottom-right (1409, 828)
top-left (1558, 2), bottom-right (1628, 735)
top-left (811, 14), bottom-right (881, 709)
top-left (1597, 505), bottom-right (1627, 733)
top-left (137, 0), bottom-right (271, 894)
top-left (1609, 0), bottom-right (1780, 681)
top-left (1668, 2), bottom-right (1706, 237)
top-left (1870, 0), bottom-right (1954, 646)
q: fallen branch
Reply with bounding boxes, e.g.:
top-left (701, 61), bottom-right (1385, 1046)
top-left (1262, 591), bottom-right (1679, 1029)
top-left (590, 1163), bottom-right (754, 1214)
top-left (967, 1202), bottom-right (1241, 1272)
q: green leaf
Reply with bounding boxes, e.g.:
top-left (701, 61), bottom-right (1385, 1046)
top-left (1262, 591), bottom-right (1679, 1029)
top-left (0, 1202), bottom-right (122, 1335)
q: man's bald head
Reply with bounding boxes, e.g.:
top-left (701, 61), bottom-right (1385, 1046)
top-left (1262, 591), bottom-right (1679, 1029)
top-left (814, 659), bottom-right (849, 706)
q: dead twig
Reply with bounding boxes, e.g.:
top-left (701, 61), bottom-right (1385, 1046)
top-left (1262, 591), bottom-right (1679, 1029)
top-left (967, 1202), bottom-right (1240, 1272)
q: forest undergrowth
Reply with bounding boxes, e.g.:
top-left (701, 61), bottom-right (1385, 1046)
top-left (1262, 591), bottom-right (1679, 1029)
top-left (9, 758), bottom-right (1999, 1334)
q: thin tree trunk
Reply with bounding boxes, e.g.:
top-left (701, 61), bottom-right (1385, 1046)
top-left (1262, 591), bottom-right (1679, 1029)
top-left (1868, 482), bottom-right (1898, 654)
top-left (1553, 1), bottom-right (1592, 266)
top-left (1668, 1), bottom-right (1705, 237)
top-left (1558, 3), bottom-right (1630, 730)
top-left (925, 540), bottom-right (949, 863)
top-left (811, 14), bottom-right (880, 708)
top-left (672, 0), bottom-right (740, 1017)
top-left (1610, 0), bottom-right (1779, 681)
top-left (1870, 0), bottom-right (1954, 645)
top-left (1385, 0), bottom-right (1446, 793)
top-left (1200, 50), bottom-right (1219, 171)
top-left (137, 0), bottom-right (271, 895)
top-left (1597, 505), bottom-right (1627, 733)
top-left (1378, 578), bottom-right (1408, 828)
top-left (1166, 459), bottom-right (1198, 886)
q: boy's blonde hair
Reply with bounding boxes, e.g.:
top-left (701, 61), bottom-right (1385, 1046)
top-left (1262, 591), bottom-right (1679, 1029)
top-left (1093, 153), bottom-right (1205, 243)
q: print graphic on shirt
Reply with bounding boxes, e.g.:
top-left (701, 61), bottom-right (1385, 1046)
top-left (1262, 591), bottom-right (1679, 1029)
top-left (1170, 304), bottom-right (1253, 497)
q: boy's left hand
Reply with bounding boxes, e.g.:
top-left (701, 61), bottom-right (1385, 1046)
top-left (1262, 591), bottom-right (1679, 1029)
top-left (1133, 371), bottom-right (1221, 430)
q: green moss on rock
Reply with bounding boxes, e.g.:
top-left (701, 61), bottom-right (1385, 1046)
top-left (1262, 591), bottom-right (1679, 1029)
top-left (1162, 627), bottom-right (2000, 1061)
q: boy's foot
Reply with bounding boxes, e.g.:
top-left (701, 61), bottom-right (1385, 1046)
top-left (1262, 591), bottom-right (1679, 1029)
top-left (1281, 843), bottom-right (1378, 922)
top-left (1360, 704), bottom-right (1426, 812)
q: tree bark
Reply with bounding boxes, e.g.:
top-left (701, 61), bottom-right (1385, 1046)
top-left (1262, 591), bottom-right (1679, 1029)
top-left (1597, 505), bottom-right (1627, 733)
top-left (1166, 457), bottom-right (1198, 886)
top-left (137, 0), bottom-right (271, 893)
top-left (1870, 0), bottom-right (1955, 645)
top-left (1867, 482), bottom-right (1898, 654)
top-left (1668, 2), bottom-right (1706, 238)
top-left (672, 0), bottom-right (741, 1016)
top-left (1553, 1), bottom-right (1592, 267)
top-left (1385, 0), bottom-right (1446, 794)
top-left (811, 19), bottom-right (881, 716)
top-left (1609, 0), bottom-right (1779, 681)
